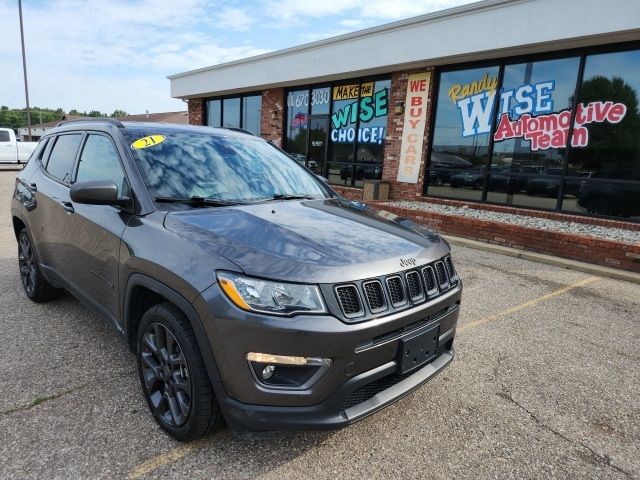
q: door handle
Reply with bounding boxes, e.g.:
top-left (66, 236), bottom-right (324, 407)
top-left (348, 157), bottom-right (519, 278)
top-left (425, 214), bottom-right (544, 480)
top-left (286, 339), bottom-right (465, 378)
top-left (60, 201), bottom-right (75, 213)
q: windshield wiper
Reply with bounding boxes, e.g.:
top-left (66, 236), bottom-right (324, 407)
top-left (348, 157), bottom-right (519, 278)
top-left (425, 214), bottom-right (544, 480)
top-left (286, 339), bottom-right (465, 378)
top-left (154, 196), bottom-right (244, 207)
top-left (272, 193), bottom-right (320, 200)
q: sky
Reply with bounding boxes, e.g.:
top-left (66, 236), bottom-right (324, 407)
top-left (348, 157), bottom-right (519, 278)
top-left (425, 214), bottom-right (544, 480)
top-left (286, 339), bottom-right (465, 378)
top-left (0, 0), bottom-right (477, 115)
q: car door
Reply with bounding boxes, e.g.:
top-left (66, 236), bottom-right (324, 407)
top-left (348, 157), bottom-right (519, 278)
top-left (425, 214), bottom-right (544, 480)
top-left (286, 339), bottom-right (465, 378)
top-left (26, 132), bottom-right (84, 279)
top-left (65, 132), bottom-right (131, 324)
top-left (0, 129), bottom-right (14, 162)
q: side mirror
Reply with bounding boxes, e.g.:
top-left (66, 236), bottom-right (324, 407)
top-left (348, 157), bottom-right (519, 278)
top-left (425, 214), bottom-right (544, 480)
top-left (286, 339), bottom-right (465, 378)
top-left (70, 180), bottom-right (130, 207)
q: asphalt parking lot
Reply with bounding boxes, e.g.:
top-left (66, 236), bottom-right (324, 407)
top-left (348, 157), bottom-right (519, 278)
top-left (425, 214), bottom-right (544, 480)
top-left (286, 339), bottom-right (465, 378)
top-left (0, 168), bottom-right (639, 479)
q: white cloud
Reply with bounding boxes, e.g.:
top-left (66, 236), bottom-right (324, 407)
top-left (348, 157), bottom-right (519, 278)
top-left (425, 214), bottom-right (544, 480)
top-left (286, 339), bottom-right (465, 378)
top-left (215, 6), bottom-right (256, 31)
top-left (0, 0), bottom-right (476, 113)
top-left (0, 0), bottom-right (267, 113)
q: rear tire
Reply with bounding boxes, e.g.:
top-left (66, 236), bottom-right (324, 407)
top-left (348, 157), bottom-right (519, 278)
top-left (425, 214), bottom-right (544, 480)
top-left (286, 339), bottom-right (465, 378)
top-left (17, 229), bottom-right (62, 302)
top-left (137, 302), bottom-right (222, 441)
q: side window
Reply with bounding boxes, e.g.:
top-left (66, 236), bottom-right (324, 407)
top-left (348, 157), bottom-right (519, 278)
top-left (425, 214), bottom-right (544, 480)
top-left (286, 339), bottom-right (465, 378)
top-left (46, 134), bottom-right (83, 182)
top-left (75, 134), bottom-right (127, 195)
top-left (0, 130), bottom-right (10, 142)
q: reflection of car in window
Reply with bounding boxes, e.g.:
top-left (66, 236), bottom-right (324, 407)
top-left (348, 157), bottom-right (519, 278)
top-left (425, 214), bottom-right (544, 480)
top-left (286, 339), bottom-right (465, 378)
top-left (577, 170), bottom-right (640, 217)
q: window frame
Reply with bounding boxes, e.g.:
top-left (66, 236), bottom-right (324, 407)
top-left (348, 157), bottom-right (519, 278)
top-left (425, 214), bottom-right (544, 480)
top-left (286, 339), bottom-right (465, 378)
top-left (283, 74), bottom-right (391, 187)
top-left (42, 131), bottom-right (86, 186)
top-left (72, 132), bottom-right (131, 197)
top-left (422, 40), bottom-right (640, 220)
top-left (204, 92), bottom-right (263, 135)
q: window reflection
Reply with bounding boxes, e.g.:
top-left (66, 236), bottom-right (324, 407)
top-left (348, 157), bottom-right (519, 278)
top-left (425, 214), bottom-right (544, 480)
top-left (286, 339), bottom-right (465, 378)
top-left (128, 133), bottom-right (326, 202)
top-left (206, 95), bottom-right (261, 134)
top-left (222, 98), bottom-right (241, 128)
top-left (565, 49), bottom-right (640, 183)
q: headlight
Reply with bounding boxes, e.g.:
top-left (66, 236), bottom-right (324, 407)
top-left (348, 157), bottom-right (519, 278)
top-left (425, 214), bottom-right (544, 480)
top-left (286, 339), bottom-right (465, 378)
top-left (217, 272), bottom-right (326, 315)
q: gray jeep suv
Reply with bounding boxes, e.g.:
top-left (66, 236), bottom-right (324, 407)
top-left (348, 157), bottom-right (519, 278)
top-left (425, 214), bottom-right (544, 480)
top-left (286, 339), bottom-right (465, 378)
top-left (11, 120), bottom-right (461, 440)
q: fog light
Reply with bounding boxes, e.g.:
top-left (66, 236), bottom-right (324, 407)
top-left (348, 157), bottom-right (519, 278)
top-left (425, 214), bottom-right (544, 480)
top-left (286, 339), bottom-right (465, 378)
top-left (246, 352), bottom-right (332, 367)
top-left (262, 365), bottom-right (275, 380)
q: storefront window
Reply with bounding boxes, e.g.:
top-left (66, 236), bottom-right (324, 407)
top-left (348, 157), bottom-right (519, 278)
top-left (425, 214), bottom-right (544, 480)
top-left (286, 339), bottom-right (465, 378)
top-left (328, 78), bottom-right (389, 186)
top-left (242, 95), bottom-right (261, 135)
top-left (427, 66), bottom-right (500, 201)
top-left (206, 95), bottom-right (262, 134)
top-left (285, 89), bottom-right (309, 160)
top-left (426, 46), bottom-right (640, 220)
top-left (311, 87), bottom-right (331, 115)
top-left (222, 98), bottom-right (240, 128)
top-left (562, 48), bottom-right (640, 217)
top-left (487, 56), bottom-right (580, 208)
top-left (207, 100), bottom-right (221, 128)
top-left (565, 49), bottom-right (640, 180)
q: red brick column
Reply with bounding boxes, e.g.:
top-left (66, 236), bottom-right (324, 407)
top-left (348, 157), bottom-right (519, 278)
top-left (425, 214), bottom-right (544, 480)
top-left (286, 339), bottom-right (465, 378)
top-left (188, 98), bottom-right (205, 125)
top-left (261, 89), bottom-right (285, 146)
top-left (382, 68), bottom-right (435, 199)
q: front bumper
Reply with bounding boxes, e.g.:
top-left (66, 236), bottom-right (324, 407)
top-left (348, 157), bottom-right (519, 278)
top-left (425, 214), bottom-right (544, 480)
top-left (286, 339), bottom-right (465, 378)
top-left (193, 281), bottom-right (461, 431)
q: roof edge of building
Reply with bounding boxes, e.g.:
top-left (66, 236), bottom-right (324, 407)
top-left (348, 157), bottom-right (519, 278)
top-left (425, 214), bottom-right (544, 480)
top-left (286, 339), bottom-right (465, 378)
top-left (167, 0), bottom-right (522, 80)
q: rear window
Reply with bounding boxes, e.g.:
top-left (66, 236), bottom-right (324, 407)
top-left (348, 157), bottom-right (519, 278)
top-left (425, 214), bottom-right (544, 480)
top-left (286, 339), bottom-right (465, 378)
top-left (0, 131), bottom-right (10, 142)
top-left (46, 134), bottom-right (83, 182)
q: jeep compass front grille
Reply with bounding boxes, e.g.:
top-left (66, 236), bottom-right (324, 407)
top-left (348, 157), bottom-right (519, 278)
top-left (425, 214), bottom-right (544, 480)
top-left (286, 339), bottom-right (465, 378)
top-left (333, 255), bottom-right (459, 321)
top-left (335, 285), bottom-right (364, 318)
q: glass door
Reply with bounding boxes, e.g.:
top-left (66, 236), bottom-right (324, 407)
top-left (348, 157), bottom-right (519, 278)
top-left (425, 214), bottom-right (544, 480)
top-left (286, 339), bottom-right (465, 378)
top-left (307, 115), bottom-right (329, 175)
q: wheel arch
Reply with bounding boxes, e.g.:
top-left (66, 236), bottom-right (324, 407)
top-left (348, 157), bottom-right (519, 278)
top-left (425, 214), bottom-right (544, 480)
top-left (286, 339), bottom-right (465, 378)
top-left (123, 274), bottom-right (222, 382)
top-left (12, 215), bottom-right (26, 241)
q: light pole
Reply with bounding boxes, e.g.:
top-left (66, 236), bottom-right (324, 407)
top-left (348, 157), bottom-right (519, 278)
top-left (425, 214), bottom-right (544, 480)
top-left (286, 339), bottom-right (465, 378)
top-left (18, 0), bottom-right (32, 141)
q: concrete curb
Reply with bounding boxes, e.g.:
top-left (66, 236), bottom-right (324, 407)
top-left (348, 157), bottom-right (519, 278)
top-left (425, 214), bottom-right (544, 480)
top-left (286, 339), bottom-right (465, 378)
top-left (443, 234), bottom-right (640, 285)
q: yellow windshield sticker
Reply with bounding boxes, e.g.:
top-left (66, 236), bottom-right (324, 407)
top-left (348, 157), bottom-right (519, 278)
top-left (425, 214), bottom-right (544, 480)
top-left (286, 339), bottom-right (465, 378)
top-left (131, 135), bottom-right (166, 149)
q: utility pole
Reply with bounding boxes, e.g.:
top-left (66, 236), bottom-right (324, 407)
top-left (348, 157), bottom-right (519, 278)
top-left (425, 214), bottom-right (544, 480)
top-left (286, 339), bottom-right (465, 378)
top-left (18, 0), bottom-right (32, 141)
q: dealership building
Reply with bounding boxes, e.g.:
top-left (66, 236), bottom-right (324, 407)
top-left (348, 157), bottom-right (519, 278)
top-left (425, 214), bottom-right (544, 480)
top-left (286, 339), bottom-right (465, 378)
top-left (169, 0), bottom-right (640, 221)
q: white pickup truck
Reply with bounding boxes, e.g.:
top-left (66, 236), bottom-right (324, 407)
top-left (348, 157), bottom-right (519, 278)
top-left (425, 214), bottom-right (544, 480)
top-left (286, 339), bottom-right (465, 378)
top-left (0, 127), bottom-right (38, 164)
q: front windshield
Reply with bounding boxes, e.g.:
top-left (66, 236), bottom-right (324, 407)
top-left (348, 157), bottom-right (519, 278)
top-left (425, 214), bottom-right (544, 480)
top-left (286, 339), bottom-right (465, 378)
top-left (127, 131), bottom-right (327, 202)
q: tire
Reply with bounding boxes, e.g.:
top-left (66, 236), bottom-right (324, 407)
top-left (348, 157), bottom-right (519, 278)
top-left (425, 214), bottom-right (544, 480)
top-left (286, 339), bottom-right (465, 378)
top-left (137, 302), bottom-right (222, 441)
top-left (17, 229), bottom-right (62, 302)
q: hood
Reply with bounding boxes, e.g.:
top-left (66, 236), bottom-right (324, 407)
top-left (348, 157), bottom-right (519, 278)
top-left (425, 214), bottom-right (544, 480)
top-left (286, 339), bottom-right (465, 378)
top-left (163, 198), bottom-right (449, 284)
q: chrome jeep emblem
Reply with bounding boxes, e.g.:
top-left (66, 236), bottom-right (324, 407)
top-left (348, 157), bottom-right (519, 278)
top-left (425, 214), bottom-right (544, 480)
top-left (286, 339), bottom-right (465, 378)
top-left (400, 257), bottom-right (417, 268)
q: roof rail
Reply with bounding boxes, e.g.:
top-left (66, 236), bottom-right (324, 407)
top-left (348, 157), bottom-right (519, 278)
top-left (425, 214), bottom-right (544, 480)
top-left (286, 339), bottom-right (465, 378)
top-left (55, 118), bottom-right (125, 128)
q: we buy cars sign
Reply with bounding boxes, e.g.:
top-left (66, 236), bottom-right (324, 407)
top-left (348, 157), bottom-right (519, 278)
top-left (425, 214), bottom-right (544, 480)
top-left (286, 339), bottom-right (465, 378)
top-left (397, 72), bottom-right (431, 184)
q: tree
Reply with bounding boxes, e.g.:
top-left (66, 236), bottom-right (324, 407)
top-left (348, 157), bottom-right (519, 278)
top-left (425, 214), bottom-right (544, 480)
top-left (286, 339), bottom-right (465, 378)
top-left (111, 109), bottom-right (127, 117)
top-left (569, 75), bottom-right (640, 174)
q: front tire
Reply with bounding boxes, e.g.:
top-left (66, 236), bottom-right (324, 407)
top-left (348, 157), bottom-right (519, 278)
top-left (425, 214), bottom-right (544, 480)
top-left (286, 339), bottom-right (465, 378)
top-left (17, 229), bottom-right (62, 302)
top-left (137, 302), bottom-right (222, 441)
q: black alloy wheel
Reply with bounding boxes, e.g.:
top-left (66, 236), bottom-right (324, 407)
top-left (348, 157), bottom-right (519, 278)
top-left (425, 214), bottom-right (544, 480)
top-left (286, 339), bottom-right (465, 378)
top-left (137, 303), bottom-right (221, 440)
top-left (140, 322), bottom-right (192, 428)
top-left (18, 233), bottom-right (37, 297)
top-left (17, 229), bottom-right (61, 302)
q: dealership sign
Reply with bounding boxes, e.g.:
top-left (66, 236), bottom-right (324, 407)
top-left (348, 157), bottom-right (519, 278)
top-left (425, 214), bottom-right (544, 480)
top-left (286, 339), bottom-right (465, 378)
top-left (397, 72), bottom-right (431, 183)
top-left (450, 74), bottom-right (628, 150)
top-left (330, 85), bottom-right (388, 144)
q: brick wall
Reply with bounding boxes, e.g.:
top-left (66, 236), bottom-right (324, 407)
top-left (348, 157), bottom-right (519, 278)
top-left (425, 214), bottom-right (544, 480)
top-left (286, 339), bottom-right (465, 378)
top-left (332, 185), bottom-right (364, 200)
top-left (409, 196), bottom-right (640, 232)
top-left (371, 203), bottom-right (640, 273)
top-left (188, 98), bottom-right (205, 126)
top-left (381, 68), bottom-right (435, 200)
top-left (261, 89), bottom-right (285, 146)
